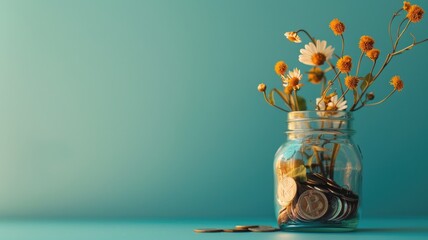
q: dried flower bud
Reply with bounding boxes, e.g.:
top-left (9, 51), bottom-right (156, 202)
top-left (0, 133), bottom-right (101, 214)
top-left (403, 1), bottom-right (411, 11)
top-left (336, 55), bottom-right (352, 73)
top-left (359, 36), bottom-right (375, 52)
top-left (390, 76), bottom-right (404, 91)
top-left (345, 76), bottom-right (359, 90)
top-left (407, 4), bottom-right (425, 23)
top-left (258, 83), bottom-right (266, 92)
top-left (366, 48), bottom-right (380, 61)
top-left (274, 61), bottom-right (288, 75)
top-left (366, 92), bottom-right (375, 100)
top-left (329, 18), bottom-right (346, 35)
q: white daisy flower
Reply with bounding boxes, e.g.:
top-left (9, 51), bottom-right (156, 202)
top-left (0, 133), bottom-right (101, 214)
top-left (284, 68), bottom-right (303, 90)
top-left (287, 68), bottom-right (302, 80)
top-left (284, 32), bottom-right (302, 43)
top-left (298, 40), bottom-right (335, 66)
top-left (316, 97), bottom-right (326, 110)
top-left (327, 95), bottom-right (347, 111)
top-left (281, 75), bottom-right (288, 88)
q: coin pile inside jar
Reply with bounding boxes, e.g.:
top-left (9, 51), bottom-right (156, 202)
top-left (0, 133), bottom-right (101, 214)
top-left (277, 172), bottom-right (359, 226)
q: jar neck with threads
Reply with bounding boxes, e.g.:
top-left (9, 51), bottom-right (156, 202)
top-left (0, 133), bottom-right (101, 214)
top-left (286, 111), bottom-right (353, 140)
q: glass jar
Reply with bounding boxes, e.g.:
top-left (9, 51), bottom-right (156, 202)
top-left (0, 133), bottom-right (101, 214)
top-left (274, 111), bottom-right (362, 231)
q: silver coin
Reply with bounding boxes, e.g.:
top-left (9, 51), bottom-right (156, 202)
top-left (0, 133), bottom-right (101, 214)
top-left (327, 195), bottom-right (343, 221)
top-left (296, 190), bottom-right (329, 220)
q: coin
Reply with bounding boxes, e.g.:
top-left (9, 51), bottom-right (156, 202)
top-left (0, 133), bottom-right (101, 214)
top-left (277, 177), bottom-right (298, 206)
top-left (327, 195), bottom-right (343, 221)
top-left (223, 228), bottom-right (249, 232)
top-left (277, 208), bottom-right (290, 225)
top-left (248, 226), bottom-right (279, 232)
top-left (235, 225), bottom-right (259, 230)
top-left (296, 189), bottom-right (329, 220)
top-left (193, 228), bottom-right (223, 233)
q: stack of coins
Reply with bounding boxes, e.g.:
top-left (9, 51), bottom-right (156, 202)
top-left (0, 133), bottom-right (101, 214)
top-left (277, 173), bottom-right (359, 226)
top-left (194, 225), bottom-right (279, 233)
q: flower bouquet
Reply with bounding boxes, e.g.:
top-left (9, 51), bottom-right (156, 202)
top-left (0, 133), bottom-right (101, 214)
top-left (258, 2), bottom-right (426, 231)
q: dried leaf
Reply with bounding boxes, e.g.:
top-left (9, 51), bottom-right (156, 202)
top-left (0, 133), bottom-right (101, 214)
top-left (268, 90), bottom-right (275, 105)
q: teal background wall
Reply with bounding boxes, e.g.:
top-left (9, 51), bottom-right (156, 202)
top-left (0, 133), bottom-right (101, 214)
top-left (0, 0), bottom-right (426, 218)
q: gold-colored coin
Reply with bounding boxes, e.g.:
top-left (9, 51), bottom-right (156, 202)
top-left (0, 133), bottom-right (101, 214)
top-left (277, 177), bottom-right (297, 206)
top-left (234, 225), bottom-right (259, 230)
top-left (223, 228), bottom-right (249, 232)
top-left (248, 226), bottom-right (279, 232)
top-left (193, 228), bottom-right (223, 233)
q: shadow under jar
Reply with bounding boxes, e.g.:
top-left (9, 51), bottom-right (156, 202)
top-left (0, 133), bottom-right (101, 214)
top-left (274, 111), bottom-right (362, 232)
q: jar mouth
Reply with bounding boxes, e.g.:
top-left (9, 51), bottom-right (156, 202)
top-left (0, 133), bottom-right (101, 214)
top-left (288, 111), bottom-right (352, 121)
top-left (286, 111), bottom-right (354, 135)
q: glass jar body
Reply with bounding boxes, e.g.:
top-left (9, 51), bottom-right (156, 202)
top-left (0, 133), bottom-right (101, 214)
top-left (274, 111), bottom-right (362, 232)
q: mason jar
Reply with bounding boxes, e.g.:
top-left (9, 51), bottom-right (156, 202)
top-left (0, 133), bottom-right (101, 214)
top-left (274, 111), bottom-right (362, 231)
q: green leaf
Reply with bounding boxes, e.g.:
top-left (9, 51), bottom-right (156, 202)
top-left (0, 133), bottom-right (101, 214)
top-left (364, 73), bottom-right (374, 83)
top-left (297, 96), bottom-right (307, 111)
top-left (353, 89), bottom-right (358, 104)
top-left (290, 95), bottom-right (307, 111)
top-left (360, 73), bottom-right (373, 91)
top-left (274, 88), bottom-right (290, 106)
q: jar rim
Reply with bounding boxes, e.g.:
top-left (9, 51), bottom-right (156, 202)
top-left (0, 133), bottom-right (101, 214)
top-left (287, 111), bottom-right (353, 121)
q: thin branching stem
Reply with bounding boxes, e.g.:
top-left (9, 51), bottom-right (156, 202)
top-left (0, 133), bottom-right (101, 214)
top-left (365, 89), bottom-right (396, 106)
top-left (293, 90), bottom-right (300, 111)
top-left (355, 52), bottom-right (364, 77)
top-left (336, 88), bottom-right (350, 105)
top-left (393, 20), bottom-right (411, 51)
top-left (392, 38), bottom-right (428, 56)
top-left (316, 71), bottom-right (341, 109)
top-left (262, 91), bottom-right (289, 112)
top-left (296, 29), bottom-right (316, 44)
top-left (389, 9), bottom-right (403, 48)
top-left (396, 18), bottom-right (407, 39)
top-left (340, 34), bottom-right (345, 57)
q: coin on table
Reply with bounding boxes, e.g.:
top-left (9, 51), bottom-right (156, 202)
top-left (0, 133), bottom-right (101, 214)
top-left (248, 226), bottom-right (279, 232)
top-left (277, 177), bottom-right (298, 206)
top-left (235, 225), bottom-right (259, 230)
top-left (193, 228), bottom-right (223, 233)
top-left (223, 228), bottom-right (249, 232)
top-left (296, 189), bottom-right (329, 220)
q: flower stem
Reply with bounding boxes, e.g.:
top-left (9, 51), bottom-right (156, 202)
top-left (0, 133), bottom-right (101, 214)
top-left (392, 38), bottom-right (428, 56)
top-left (296, 29), bottom-right (316, 44)
top-left (262, 91), bottom-right (289, 112)
top-left (316, 71), bottom-right (341, 109)
top-left (388, 8), bottom-right (403, 49)
top-left (336, 88), bottom-right (349, 105)
top-left (293, 90), bottom-right (300, 111)
top-left (340, 34), bottom-right (345, 57)
top-left (365, 89), bottom-right (396, 106)
top-left (355, 52), bottom-right (364, 77)
top-left (396, 17), bottom-right (407, 39)
top-left (393, 20), bottom-right (411, 51)
top-left (321, 77), bottom-right (326, 96)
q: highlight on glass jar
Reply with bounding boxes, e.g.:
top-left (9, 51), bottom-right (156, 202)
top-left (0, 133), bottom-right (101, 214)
top-left (274, 111), bottom-right (362, 231)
